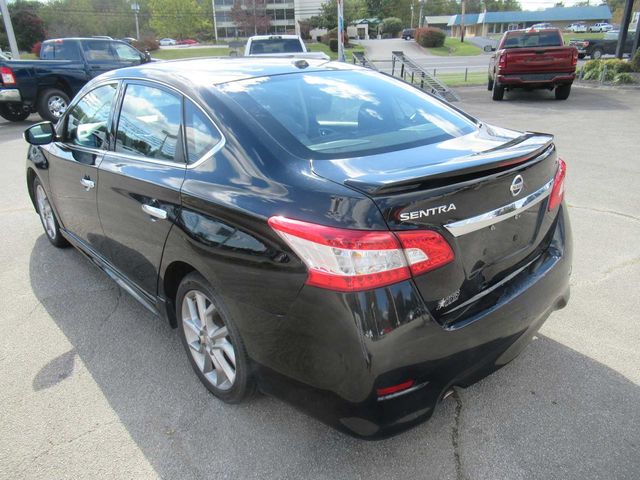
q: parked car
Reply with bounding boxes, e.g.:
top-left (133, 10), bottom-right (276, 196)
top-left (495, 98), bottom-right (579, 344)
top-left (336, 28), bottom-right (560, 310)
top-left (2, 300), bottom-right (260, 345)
top-left (23, 57), bottom-right (572, 438)
top-left (531, 23), bottom-right (554, 29)
top-left (566, 23), bottom-right (587, 33)
top-left (588, 22), bottom-right (614, 32)
top-left (244, 35), bottom-right (329, 59)
top-left (177, 39), bottom-right (199, 45)
top-left (402, 28), bottom-right (416, 40)
top-left (486, 28), bottom-right (578, 100)
top-left (121, 37), bottom-right (137, 44)
top-left (0, 37), bottom-right (151, 122)
top-left (570, 31), bottom-right (637, 58)
top-left (159, 38), bottom-right (177, 46)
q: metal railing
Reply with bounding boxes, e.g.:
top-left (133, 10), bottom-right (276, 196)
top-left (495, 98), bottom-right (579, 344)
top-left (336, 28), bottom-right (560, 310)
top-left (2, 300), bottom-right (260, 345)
top-left (390, 51), bottom-right (459, 102)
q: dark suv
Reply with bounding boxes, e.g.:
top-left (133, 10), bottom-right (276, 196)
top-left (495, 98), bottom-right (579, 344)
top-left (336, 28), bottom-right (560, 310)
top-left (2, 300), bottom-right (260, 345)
top-left (24, 58), bottom-right (572, 438)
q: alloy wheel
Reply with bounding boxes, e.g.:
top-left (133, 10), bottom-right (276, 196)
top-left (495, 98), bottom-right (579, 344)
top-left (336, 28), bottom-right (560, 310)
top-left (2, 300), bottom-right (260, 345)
top-left (35, 184), bottom-right (57, 239)
top-left (181, 290), bottom-right (236, 390)
top-left (47, 95), bottom-right (67, 119)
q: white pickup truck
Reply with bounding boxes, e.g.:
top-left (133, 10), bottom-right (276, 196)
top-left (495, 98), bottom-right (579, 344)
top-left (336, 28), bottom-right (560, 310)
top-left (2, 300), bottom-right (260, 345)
top-left (244, 35), bottom-right (330, 60)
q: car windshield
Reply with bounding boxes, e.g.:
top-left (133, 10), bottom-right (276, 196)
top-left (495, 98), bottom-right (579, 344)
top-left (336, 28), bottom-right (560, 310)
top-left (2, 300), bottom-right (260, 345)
top-left (249, 39), bottom-right (304, 54)
top-left (502, 30), bottom-right (563, 48)
top-left (219, 70), bottom-right (476, 158)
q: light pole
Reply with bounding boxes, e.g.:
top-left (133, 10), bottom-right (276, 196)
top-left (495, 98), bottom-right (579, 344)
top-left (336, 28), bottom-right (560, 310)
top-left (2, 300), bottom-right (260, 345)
top-left (337, 0), bottom-right (345, 62)
top-left (418, 0), bottom-right (424, 29)
top-left (131, 2), bottom-right (140, 40)
top-left (212, 0), bottom-right (218, 43)
top-left (0, 0), bottom-right (20, 59)
top-left (410, 3), bottom-right (414, 29)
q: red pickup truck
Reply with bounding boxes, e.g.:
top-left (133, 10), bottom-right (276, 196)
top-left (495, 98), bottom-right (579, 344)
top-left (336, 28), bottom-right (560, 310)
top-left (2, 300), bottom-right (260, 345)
top-left (486, 29), bottom-right (578, 101)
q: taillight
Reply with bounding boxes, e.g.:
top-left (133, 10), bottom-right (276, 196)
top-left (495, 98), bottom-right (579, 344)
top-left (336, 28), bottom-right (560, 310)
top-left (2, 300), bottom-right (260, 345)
top-left (1, 66), bottom-right (16, 85)
top-left (548, 158), bottom-right (567, 211)
top-left (377, 379), bottom-right (415, 398)
top-left (498, 53), bottom-right (506, 70)
top-left (571, 48), bottom-right (578, 67)
top-left (268, 216), bottom-right (454, 292)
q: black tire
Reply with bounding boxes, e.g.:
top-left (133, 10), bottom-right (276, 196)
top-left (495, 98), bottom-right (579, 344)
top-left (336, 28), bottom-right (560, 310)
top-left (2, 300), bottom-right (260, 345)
top-left (492, 83), bottom-right (505, 101)
top-left (177, 272), bottom-right (255, 404)
top-left (0, 103), bottom-right (30, 122)
top-left (555, 83), bottom-right (572, 100)
top-left (487, 76), bottom-right (494, 91)
top-left (33, 177), bottom-right (69, 248)
top-left (578, 53), bottom-right (585, 59)
top-left (591, 48), bottom-right (603, 60)
top-left (36, 88), bottom-right (70, 123)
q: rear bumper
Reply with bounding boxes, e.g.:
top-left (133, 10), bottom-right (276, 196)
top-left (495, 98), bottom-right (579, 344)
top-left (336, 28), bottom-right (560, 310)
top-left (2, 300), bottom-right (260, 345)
top-left (498, 72), bottom-right (575, 87)
top-left (242, 204), bottom-right (572, 438)
top-left (0, 88), bottom-right (22, 102)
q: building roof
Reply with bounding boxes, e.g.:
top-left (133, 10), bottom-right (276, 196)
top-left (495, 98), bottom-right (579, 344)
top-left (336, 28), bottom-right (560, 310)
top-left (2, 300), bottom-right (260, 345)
top-left (449, 5), bottom-right (611, 26)
top-left (448, 14), bottom-right (479, 26)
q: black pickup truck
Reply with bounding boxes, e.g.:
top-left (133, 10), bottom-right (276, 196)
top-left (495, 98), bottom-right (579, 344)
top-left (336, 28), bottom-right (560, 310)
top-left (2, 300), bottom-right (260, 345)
top-left (0, 37), bottom-right (150, 122)
top-left (569, 31), bottom-right (637, 59)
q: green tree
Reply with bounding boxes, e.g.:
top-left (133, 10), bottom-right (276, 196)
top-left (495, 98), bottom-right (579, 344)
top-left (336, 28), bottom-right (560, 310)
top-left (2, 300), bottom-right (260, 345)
top-left (147, 0), bottom-right (210, 39)
top-left (381, 17), bottom-right (402, 36)
top-left (0, 1), bottom-right (46, 51)
top-left (309, 0), bottom-right (367, 30)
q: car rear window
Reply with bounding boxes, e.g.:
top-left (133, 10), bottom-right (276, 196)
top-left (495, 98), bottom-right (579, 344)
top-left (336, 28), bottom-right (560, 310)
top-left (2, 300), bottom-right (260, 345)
top-left (218, 70), bottom-right (476, 158)
top-left (502, 30), bottom-right (563, 48)
top-left (40, 41), bottom-right (81, 61)
top-left (249, 39), bottom-right (304, 54)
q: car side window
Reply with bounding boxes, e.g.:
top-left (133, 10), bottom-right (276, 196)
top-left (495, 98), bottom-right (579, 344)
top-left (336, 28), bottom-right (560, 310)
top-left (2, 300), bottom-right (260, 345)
top-left (66, 83), bottom-right (118, 150)
top-left (82, 40), bottom-right (115, 62)
top-left (112, 43), bottom-right (142, 63)
top-left (184, 99), bottom-right (222, 163)
top-left (115, 84), bottom-right (182, 162)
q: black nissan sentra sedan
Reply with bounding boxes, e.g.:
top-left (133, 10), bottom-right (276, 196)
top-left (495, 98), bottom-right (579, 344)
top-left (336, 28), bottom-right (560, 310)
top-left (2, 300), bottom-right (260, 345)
top-left (24, 58), bottom-right (571, 438)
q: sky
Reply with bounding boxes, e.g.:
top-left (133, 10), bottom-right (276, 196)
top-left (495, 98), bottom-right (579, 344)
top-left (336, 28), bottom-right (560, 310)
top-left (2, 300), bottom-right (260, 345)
top-left (516, 0), bottom-right (607, 10)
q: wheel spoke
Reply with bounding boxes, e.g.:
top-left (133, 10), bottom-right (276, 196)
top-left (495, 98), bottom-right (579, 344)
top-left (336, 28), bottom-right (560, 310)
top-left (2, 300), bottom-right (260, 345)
top-left (185, 296), bottom-right (200, 328)
top-left (202, 352), bottom-right (214, 374)
top-left (209, 325), bottom-right (228, 341)
top-left (211, 349), bottom-right (235, 385)
top-left (188, 340), bottom-right (202, 354)
top-left (183, 317), bottom-right (200, 336)
top-left (194, 292), bottom-right (208, 329)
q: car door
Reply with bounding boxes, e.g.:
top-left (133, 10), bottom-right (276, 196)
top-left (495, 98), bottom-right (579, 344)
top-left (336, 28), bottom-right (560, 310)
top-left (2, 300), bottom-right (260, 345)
top-left (110, 42), bottom-right (145, 69)
top-left (46, 82), bottom-right (118, 253)
top-left (81, 39), bottom-right (118, 78)
top-left (97, 81), bottom-right (186, 297)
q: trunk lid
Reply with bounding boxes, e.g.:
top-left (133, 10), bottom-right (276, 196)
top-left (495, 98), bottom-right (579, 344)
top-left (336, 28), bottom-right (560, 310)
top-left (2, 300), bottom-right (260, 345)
top-left (311, 125), bottom-right (560, 324)
top-left (503, 46), bottom-right (575, 73)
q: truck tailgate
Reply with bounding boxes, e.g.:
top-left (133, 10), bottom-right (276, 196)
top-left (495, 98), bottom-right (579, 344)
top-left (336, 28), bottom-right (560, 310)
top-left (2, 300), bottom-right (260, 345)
top-left (504, 47), bottom-right (575, 73)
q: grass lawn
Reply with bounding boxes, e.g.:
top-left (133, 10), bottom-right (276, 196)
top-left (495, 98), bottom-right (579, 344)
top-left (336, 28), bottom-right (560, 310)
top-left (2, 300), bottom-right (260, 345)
top-left (306, 42), bottom-right (365, 61)
top-left (427, 38), bottom-right (482, 56)
top-left (152, 47), bottom-right (231, 60)
top-left (435, 71), bottom-right (486, 87)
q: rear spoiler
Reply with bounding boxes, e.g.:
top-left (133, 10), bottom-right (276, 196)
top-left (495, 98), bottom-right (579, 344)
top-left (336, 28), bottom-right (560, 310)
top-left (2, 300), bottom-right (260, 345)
top-left (344, 132), bottom-right (555, 195)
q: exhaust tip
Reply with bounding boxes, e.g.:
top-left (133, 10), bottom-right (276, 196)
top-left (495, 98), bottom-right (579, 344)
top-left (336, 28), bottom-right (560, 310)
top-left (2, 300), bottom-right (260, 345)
top-left (442, 388), bottom-right (455, 401)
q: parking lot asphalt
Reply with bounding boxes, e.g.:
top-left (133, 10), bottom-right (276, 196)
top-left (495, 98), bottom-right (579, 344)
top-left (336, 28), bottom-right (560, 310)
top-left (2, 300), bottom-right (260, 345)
top-left (1, 85), bottom-right (639, 480)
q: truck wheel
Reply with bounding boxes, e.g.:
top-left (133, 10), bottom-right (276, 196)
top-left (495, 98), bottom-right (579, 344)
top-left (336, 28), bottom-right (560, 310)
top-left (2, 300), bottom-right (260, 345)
top-left (555, 84), bottom-right (572, 100)
top-left (578, 53), bottom-right (585, 59)
top-left (591, 48), bottom-right (603, 60)
top-left (492, 83), bottom-right (504, 101)
top-left (487, 77), bottom-right (494, 91)
top-left (37, 88), bottom-right (70, 123)
top-left (0, 104), bottom-right (30, 122)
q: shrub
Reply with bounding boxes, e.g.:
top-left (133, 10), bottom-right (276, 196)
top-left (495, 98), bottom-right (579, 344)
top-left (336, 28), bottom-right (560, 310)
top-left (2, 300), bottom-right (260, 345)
top-left (613, 72), bottom-right (636, 84)
top-left (133, 36), bottom-right (159, 52)
top-left (582, 68), bottom-right (600, 81)
top-left (31, 41), bottom-right (42, 56)
top-left (603, 58), bottom-right (633, 74)
top-left (329, 38), bottom-right (338, 52)
top-left (631, 48), bottom-right (640, 72)
top-left (416, 27), bottom-right (446, 48)
top-left (381, 17), bottom-right (403, 38)
top-left (582, 59), bottom-right (601, 73)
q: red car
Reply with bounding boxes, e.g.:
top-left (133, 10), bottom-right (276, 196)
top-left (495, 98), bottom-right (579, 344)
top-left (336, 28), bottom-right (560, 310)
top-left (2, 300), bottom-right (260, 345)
top-left (486, 28), bottom-right (578, 101)
top-left (177, 39), bottom-right (199, 45)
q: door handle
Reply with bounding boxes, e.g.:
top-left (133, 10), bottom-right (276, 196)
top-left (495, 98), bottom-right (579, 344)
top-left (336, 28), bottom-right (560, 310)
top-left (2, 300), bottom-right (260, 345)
top-left (142, 204), bottom-right (167, 221)
top-left (80, 178), bottom-right (95, 191)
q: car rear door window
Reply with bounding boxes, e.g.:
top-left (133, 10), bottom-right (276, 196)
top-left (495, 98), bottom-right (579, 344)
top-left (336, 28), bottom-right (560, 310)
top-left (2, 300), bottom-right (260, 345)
top-left (82, 40), bottom-right (116, 62)
top-left (115, 83), bottom-right (182, 161)
top-left (184, 99), bottom-right (222, 163)
top-left (66, 83), bottom-right (117, 150)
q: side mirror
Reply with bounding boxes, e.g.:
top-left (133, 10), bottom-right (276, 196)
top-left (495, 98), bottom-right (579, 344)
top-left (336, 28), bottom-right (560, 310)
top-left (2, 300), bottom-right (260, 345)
top-left (24, 122), bottom-right (56, 145)
top-left (483, 44), bottom-right (496, 52)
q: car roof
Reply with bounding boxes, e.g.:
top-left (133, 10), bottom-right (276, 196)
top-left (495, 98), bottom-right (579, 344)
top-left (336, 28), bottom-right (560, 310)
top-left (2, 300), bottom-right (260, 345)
top-left (101, 57), bottom-right (360, 86)
top-left (248, 35), bottom-right (301, 40)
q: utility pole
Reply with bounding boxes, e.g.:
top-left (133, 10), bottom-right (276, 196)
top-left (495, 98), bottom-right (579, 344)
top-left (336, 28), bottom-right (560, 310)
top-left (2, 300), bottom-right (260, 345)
top-left (410, 2), bottom-right (414, 29)
top-left (0, 0), bottom-right (20, 59)
top-left (337, 0), bottom-right (345, 61)
top-left (212, 0), bottom-right (218, 43)
top-left (131, 2), bottom-right (140, 40)
top-left (616, 0), bottom-right (633, 59)
top-left (418, 0), bottom-right (424, 28)
top-left (460, 0), bottom-right (466, 43)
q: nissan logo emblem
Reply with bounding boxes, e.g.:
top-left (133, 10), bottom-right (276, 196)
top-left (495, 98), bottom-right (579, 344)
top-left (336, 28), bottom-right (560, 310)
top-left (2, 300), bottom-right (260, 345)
top-left (510, 175), bottom-right (524, 197)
